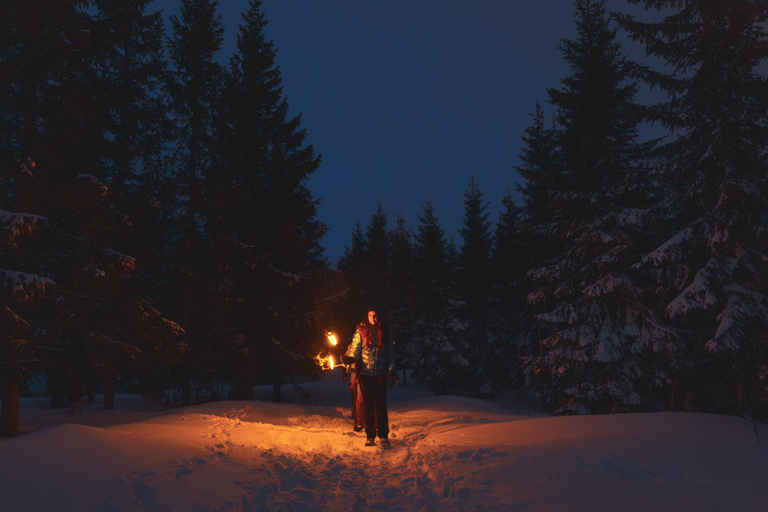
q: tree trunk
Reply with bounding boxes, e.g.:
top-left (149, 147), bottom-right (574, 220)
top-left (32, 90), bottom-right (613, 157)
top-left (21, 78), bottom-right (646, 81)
top-left (272, 378), bottom-right (282, 402)
top-left (180, 367), bottom-right (191, 407)
top-left (103, 358), bottom-right (116, 410)
top-left (237, 348), bottom-right (255, 400)
top-left (0, 384), bottom-right (20, 438)
top-left (48, 370), bottom-right (67, 409)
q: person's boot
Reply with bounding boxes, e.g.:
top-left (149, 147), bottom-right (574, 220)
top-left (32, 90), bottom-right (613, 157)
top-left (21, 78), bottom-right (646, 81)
top-left (365, 438), bottom-right (376, 446)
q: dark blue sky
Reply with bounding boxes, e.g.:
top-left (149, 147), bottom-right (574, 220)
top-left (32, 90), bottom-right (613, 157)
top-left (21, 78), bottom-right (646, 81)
top-left (151, 0), bottom-right (652, 264)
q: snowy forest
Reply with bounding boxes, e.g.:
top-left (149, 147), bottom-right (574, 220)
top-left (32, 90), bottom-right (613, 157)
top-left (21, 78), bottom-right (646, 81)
top-left (2, 0), bottom-right (768, 442)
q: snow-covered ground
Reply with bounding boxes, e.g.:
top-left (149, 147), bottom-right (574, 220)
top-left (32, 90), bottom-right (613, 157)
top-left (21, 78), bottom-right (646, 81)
top-left (1, 373), bottom-right (767, 512)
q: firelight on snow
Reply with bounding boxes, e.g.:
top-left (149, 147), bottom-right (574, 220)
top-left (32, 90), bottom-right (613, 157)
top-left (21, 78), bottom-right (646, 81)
top-left (2, 375), bottom-right (766, 511)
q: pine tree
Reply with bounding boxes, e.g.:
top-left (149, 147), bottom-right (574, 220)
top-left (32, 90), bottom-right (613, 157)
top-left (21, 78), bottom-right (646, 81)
top-left (93, 0), bottom-right (168, 182)
top-left (363, 203), bottom-right (390, 310)
top-left (388, 214), bottom-right (414, 377)
top-left (515, 102), bottom-right (562, 229)
top-left (211, 0), bottom-right (328, 399)
top-left (457, 175), bottom-right (509, 394)
top-left (0, 178), bottom-right (53, 436)
top-left (458, 175), bottom-right (493, 307)
top-left (492, 189), bottom-right (524, 312)
top-left (336, 221), bottom-right (367, 337)
top-left (491, 190), bottom-right (527, 390)
top-left (164, 0), bottom-right (226, 405)
top-left (0, 0), bottom-right (185, 413)
top-left (338, 222), bottom-right (366, 274)
top-left (522, 0), bottom-right (662, 414)
top-left (617, 0), bottom-right (768, 417)
top-left (0, 0), bottom-right (93, 160)
top-left (405, 200), bottom-right (469, 394)
top-left (168, 0), bottom-right (224, 202)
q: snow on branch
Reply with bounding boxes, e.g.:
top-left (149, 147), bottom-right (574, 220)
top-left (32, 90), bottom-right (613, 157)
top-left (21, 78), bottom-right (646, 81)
top-left (0, 269), bottom-right (55, 301)
top-left (537, 303), bottom-right (580, 325)
top-left (102, 248), bottom-right (137, 271)
top-left (666, 257), bottom-right (727, 318)
top-left (0, 302), bottom-right (31, 336)
top-left (583, 273), bottom-right (640, 298)
top-left (716, 179), bottom-right (758, 208)
top-left (705, 286), bottom-right (768, 353)
top-left (0, 210), bottom-right (46, 245)
top-left (613, 207), bottom-right (651, 228)
top-left (269, 265), bottom-right (303, 284)
top-left (77, 174), bottom-right (108, 197)
top-left (636, 222), bottom-right (700, 268)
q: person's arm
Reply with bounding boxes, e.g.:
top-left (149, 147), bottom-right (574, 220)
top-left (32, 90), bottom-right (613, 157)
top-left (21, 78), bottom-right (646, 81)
top-left (349, 327), bottom-right (362, 362)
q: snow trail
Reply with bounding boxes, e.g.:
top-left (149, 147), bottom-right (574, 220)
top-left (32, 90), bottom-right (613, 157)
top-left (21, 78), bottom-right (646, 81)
top-left (1, 376), bottom-right (767, 511)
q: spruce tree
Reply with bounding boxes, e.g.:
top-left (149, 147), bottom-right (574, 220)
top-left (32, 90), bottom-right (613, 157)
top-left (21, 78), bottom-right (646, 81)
top-left (165, 0), bottom-right (226, 405)
top-left (338, 222), bottom-right (366, 275)
top-left (617, 0), bottom-right (768, 417)
top-left (458, 175), bottom-right (493, 308)
top-left (0, 188), bottom-right (52, 437)
top-left (457, 175), bottom-right (512, 395)
top-left (94, 0), bottom-right (168, 184)
top-left (388, 214), bottom-right (414, 378)
top-left (522, 0), bottom-right (661, 413)
top-left (212, 0), bottom-right (328, 399)
top-left (406, 200), bottom-right (469, 394)
top-left (515, 102), bottom-right (562, 230)
top-left (492, 189), bottom-right (524, 312)
top-left (363, 203), bottom-right (390, 310)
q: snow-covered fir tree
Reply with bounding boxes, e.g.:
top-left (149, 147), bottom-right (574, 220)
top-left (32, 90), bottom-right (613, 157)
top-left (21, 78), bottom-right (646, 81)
top-left (617, 0), bottom-right (768, 418)
top-left (0, 165), bottom-right (53, 437)
top-left (521, 0), bottom-right (668, 414)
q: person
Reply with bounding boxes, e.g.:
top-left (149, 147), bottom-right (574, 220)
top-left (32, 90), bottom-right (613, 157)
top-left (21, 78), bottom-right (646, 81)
top-left (347, 306), bottom-right (396, 447)
top-left (344, 342), bottom-right (365, 432)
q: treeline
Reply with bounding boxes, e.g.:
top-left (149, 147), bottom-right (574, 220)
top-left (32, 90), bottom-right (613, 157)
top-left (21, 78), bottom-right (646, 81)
top-left (338, 0), bottom-right (768, 419)
top-left (1, 0), bottom-right (767, 440)
top-left (0, 0), bottom-right (336, 438)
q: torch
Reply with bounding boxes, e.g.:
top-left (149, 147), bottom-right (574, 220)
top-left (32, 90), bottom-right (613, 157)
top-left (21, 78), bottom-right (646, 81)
top-left (326, 331), bottom-right (348, 368)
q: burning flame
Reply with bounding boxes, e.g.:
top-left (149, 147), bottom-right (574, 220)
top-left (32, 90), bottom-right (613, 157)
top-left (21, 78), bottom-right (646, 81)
top-left (314, 353), bottom-right (335, 371)
top-left (315, 331), bottom-right (343, 371)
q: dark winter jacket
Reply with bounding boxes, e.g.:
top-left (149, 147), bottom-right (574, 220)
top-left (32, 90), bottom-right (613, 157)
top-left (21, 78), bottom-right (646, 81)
top-left (348, 320), bottom-right (395, 377)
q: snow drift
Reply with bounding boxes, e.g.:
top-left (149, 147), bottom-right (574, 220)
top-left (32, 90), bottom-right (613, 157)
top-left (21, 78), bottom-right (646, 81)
top-left (1, 374), bottom-right (766, 511)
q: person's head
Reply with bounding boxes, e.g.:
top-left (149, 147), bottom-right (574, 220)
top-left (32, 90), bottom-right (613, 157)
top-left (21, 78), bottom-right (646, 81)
top-left (367, 307), bottom-right (378, 325)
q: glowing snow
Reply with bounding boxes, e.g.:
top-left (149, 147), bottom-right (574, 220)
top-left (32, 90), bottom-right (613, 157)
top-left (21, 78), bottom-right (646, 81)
top-left (0, 375), bottom-right (766, 511)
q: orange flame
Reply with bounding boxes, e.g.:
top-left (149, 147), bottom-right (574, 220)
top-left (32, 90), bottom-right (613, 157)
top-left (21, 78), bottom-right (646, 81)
top-left (314, 353), bottom-right (335, 371)
top-left (326, 331), bottom-right (338, 346)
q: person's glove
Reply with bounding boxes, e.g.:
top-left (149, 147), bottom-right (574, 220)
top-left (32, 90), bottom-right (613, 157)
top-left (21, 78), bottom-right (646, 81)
top-left (387, 371), bottom-right (395, 390)
top-left (341, 354), bottom-right (355, 366)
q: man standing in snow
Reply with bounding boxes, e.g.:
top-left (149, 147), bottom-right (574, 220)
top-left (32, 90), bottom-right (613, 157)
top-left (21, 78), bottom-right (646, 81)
top-left (347, 307), bottom-right (396, 447)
